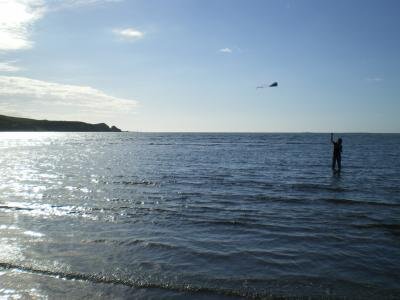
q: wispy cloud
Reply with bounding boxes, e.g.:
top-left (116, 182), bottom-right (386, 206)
top-left (219, 48), bottom-right (232, 53)
top-left (0, 0), bottom-right (124, 51)
top-left (0, 76), bottom-right (138, 123)
top-left (0, 61), bottom-right (22, 72)
top-left (0, 0), bottom-right (46, 51)
top-left (365, 77), bottom-right (384, 82)
top-left (46, 0), bottom-right (123, 11)
top-left (112, 28), bottom-right (144, 41)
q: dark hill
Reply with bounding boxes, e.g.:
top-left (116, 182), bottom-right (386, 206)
top-left (0, 115), bottom-right (121, 132)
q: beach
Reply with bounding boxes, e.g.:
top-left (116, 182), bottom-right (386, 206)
top-left (0, 132), bottom-right (399, 299)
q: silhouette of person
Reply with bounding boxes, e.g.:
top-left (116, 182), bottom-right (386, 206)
top-left (331, 133), bottom-right (342, 172)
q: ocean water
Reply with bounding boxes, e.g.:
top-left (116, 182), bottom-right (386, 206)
top-left (0, 132), bottom-right (399, 299)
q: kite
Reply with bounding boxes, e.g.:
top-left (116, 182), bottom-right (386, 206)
top-left (269, 82), bottom-right (278, 87)
top-left (256, 82), bottom-right (278, 89)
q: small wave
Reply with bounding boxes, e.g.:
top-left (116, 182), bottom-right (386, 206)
top-left (292, 183), bottom-right (347, 193)
top-left (112, 180), bottom-right (157, 186)
top-left (23, 230), bottom-right (45, 238)
top-left (82, 238), bottom-right (184, 252)
top-left (323, 198), bottom-right (400, 207)
top-left (0, 205), bottom-right (34, 211)
top-left (189, 217), bottom-right (309, 235)
top-left (81, 238), bottom-right (116, 245)
top-left (0, 202), bottom-right (103, 220)
top-left (285, 142), bottom-right (306, 145)
top-left (353, 223), bottom-right (400, 235)
top-left (148, 142), bottom-right (176, 146)
top-left (203, 219), bottom-right (252, 227)
top-left (0, 262), bottom-right (247, 298)
top-left (126, 240), bottom-right (179, 251)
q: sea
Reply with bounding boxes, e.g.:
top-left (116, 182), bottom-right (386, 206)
top-left (0, 132), bottom-right (399, 299)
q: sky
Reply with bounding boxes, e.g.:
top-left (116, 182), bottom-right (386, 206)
top-left (0, 0), bottom-right (399, 132)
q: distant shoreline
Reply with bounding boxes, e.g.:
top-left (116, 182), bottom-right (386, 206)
top-left (0, 115), bottom-right (121, 132)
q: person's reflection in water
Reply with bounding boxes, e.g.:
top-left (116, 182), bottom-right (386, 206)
top-left (331, 133), bottom-right (342, 173)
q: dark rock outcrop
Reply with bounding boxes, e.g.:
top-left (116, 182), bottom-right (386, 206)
top-left (0, 115), bottom-right (121, 132)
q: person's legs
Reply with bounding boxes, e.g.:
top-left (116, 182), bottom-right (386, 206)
top-left (337, 156), bottom-right (341, 171)
top-left (332, 156), bottom-right (336, 170)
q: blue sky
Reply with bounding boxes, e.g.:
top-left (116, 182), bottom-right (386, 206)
top-left (0, 0), bottom-right (399, 132)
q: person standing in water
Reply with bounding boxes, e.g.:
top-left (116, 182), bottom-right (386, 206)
top-left (331, 133), bottom-right (343, 172)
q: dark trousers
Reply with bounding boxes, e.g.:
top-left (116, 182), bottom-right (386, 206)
top-left (332, 155), bottom-right (341, 170)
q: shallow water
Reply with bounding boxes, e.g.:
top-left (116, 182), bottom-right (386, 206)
top-left (0, 132), bottom-right (399, 299)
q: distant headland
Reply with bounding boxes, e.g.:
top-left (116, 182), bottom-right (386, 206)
top-left (0, 115), bottom-right (121, 132)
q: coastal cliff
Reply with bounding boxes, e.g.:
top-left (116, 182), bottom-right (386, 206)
top-left (0, 115), bottom-right (121, 132)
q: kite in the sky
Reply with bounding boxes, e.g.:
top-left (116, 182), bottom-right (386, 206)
top-left (269, 82), bottom-right (278, 87)
top-left (256, 81), bottom-right (278, 89)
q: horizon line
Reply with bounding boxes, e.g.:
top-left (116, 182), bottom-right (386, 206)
top-left (127, 131), bottom-right (400, 134)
